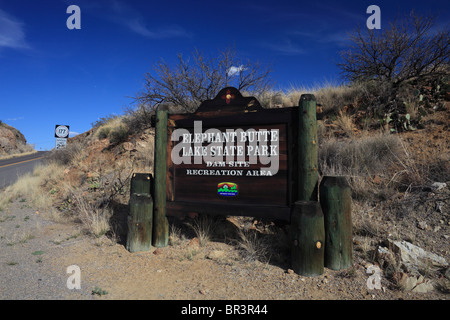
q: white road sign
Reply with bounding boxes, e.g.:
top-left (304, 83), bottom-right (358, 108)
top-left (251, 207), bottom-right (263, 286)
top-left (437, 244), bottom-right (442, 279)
top-left (55, 125), bottom-right (70, 138)
top-left (55, 138), bottom-right (68, 149)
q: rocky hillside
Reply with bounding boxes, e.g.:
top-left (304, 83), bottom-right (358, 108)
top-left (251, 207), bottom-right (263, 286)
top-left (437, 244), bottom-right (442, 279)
top-left (0, 121), bottom-right (34, 157)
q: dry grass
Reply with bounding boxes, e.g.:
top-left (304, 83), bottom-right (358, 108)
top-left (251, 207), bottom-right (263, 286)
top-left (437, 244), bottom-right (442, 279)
top-left (319, 133), bottom-right (403, 176)
top-left (0, 162), bottom-right (65, 211)
top-left (387, 138), bottom-right (449, 190)
top-left (128, 128), bottom-right (155, 174)
top-left (95, 116), bottom-right (130, 145)
top-left (186, 215), bottom-right (215, 247)
top-left (255, 82), bottom-right (366, 116)
top-left (234, 229), bottom-right (270, 263)
top-left (95, 117), bottom-right (123, 139)
top-left (0, 149), bottom-right (37, 161)
top-left (314, 84), bottom-right (363, 114)
top-left (168, 224), bottom-right (185, 246)
top-left (71, 189), bottom-right (111, 237)
top-left (335, 111), bottom-right (356, 136)
top-left (0, 135), bottom-right (129, 240)
top-left (319, 133), bottom-right (406, 200)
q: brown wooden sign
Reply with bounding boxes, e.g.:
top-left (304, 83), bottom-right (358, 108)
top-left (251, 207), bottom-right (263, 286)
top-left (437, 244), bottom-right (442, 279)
top-left (164, 87), bottom-right (299, 221)
top-left (130, 89), bottom-right (353, 277)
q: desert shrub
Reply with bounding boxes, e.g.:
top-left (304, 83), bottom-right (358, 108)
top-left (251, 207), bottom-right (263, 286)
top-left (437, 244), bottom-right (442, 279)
top-left (93, 116), bottom-right (131, 145)
top-left (109, 125), bottom-right (129, 145)
top-left (122, 103), bottom-right (155, 134)
top-left (47, 140), bottom-right (86, 166)
top-left (94, 116), bottom-right (122, 138)
top-left (97, 127), bottom-right (111, 140)
top-left (15, 142), bottom-right (35, 154)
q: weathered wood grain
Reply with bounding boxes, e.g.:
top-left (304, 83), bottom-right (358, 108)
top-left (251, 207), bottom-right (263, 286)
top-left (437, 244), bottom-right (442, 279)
top-left (320, 176), bottom-right (353, 270)
top-left (290, 201), bottom-right (325, 276)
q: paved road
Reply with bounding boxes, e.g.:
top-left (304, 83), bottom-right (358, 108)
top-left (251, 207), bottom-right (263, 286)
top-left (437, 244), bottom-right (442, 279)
top-left (0, 151), bottom-right (49, 190)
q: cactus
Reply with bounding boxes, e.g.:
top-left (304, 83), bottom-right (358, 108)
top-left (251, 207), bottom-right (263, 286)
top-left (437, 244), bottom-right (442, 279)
top-left (384, 112), bottom-right (416, 132)
top-left (401, 113), bottom-right (416, 131)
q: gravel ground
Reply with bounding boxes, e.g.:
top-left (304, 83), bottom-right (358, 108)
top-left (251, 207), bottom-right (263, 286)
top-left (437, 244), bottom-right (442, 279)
top-left (0, 201), bottom-right (94, 300)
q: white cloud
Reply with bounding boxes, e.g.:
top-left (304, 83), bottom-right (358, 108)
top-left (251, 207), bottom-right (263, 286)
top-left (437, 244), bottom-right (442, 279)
top-left (227, 65), bottom-right (247, 77)
top-left (0, 9), bottom-right (29, 50)
top-left (6, 117), bottom-right (24, 121)
top-left (69, 131), bottom-right (80, 137)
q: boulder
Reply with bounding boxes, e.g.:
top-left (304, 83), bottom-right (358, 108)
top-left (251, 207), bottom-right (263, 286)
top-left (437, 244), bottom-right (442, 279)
top-left (389, 240), bottom-right (448, 273)
top-left (206, 250), bottom-right (226, 260)
top-left (397, 272), bottom-right (435, 293)
top-left (411, 281), bottom-right (435, 293)
top-left (397, 273), bottom-right (418, 291)
top-left (431, 182), bottom-right (447, 191)
top-left (122, 141), bottom-right (135, 151)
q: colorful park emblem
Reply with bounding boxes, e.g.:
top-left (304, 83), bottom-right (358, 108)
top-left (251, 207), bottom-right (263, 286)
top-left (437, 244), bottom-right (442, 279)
top-left (217, 182), bottom-right (238, 197)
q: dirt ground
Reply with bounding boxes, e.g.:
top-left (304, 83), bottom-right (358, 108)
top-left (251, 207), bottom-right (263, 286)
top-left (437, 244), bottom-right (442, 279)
top-left (0, 199), bottom-right (447, 302)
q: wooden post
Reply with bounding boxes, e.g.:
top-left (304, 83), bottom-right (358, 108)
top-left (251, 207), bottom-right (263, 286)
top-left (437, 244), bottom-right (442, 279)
top-left (126, 173), bottom-right (153, 252)
top-left (320, 176), bottom-right (353, 270)
top-left (153, 105), bottom-right (169, 248)
top-left (298, 94), bottom-right (319, 201)
top-left (130, 173), bottom-right (152, 195)
top-left (290, 201), bottom-right (325, 276)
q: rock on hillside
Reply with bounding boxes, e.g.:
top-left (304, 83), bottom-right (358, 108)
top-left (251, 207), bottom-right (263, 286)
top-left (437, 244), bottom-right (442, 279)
top-left (0, 121), bottom-right (30, 156)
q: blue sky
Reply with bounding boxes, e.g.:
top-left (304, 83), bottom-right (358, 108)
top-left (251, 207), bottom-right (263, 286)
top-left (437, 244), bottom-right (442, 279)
top-left (0, 0), bottom-right (448, 151)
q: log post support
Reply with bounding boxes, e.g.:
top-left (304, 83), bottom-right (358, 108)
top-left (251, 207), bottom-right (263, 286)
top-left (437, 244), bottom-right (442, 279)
top-left (290, 201), bottom-right (325, 276)
top-left (153, 105), bottom-right (169, 248)
top-left (320, 176), bottom-right (353, 270)
top-left (290, 94), bottom-right (323, 275)
top-left (297, 94), bottom-right (319, 202)
top-left (126, 173), bottom-right (153, 253)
